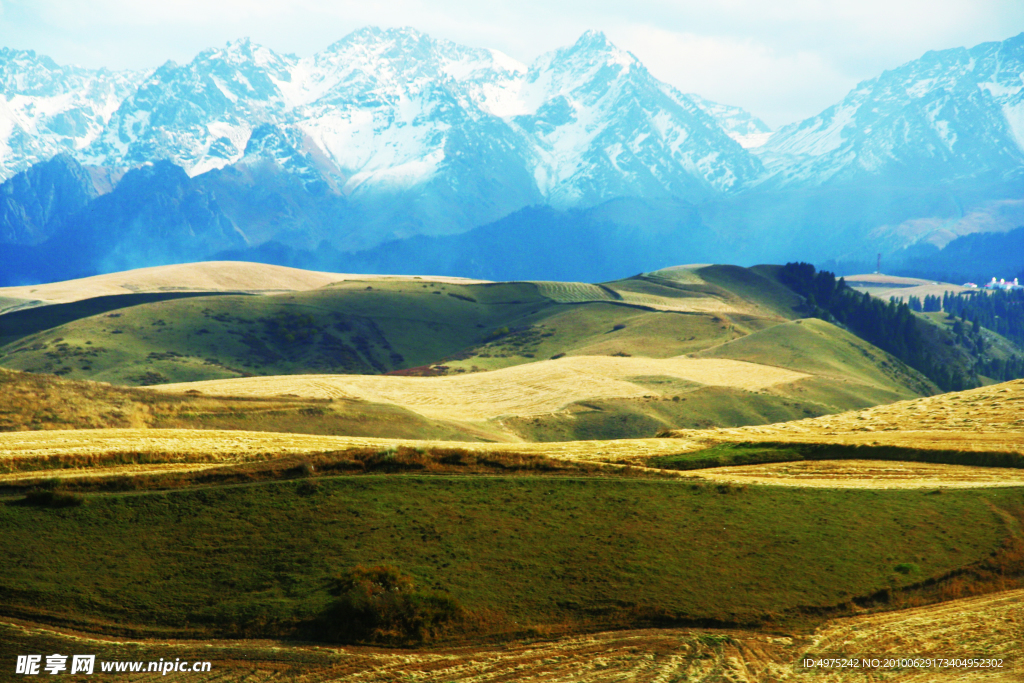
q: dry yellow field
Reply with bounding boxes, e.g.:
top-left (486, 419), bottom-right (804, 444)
top-left (3, 588), bottom-right (1020, 682)
top-left (0, 261), bottom-right (490, 306)
top-left (661, 379), bottom-right (1024, 456)
top-left (534, 277), bottom-right (762, 314)
top-left (5, 427), bottom-right (1022, 491)
top-left (647, 264), bottom-right (712, 284)
top-left (843, 273), bottom-right (939, 286)
top-left (614, 290), bottom-right (752, 314)
top-left (795, 588), bottom-right (1024, 682)
top-left (843, 273), bottom-right (972, 303)
top-left (532, 281), bottom-right (619, 303)
top-left (0, 427), bottom-right (684, 462)
top-left (153, 356), bottom-right (810, 421)
top-left (853, 283), bottom-right (974, 304)
top-left (4, 380), bottom-right (1022, 488)
top-left (693, 459), bottom-right (1024, 489)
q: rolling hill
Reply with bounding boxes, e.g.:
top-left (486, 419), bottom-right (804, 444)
top-left (0, 262), bottom-right (938, 439)
top-left (0, 377), bottom-right (1022, 656)
top-left (1, 306), bottom-right (1022, 680)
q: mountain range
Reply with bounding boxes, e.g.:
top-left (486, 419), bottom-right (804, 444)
top-left (2, 28), bottom-right (1024, 284)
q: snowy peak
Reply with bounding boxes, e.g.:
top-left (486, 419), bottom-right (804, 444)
top-left (687, 94), bottom-right (772, 148)
top-left (760, 31), bottom-right (1024, 186)
top-left (528, 29), bottom-right (639, 95)
top-left (562, 30), bottom-right (630, 61)
top-left (86, 39), bottom-right (298, 176)
top-left (0, 47), bottom-right (88, 96)
top-left (9, 26), bottom-right (1023, 243)
top-left (0, 49), bottom-right (146, 179)
top-left (501, 33), bottom-right (761, 204)
top-left (0, 28), bottom-right (767, 222)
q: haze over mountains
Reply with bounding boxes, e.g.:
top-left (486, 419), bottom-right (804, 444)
top-left (2, 28), bottom-right (1024, 285)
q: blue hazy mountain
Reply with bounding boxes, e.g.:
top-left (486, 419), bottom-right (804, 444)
top-left (1, 159), bottom-right (244, 284)
top-left (215, 197), bottom-right (718, 283)
top-left (0, 154), bottom-right (99, 245)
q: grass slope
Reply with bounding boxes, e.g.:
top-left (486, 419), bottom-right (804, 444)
top-left (0, 260), bottom-right (368, 304)
top-left (695, 318), bottom-right (936, 401)
top-left (494, 386), bottom-right (831, 441)
top-left (0, 266), bottom-right (941, 437)
top-left (0, 281), bottom-right (552, 384)
top-left (0, 291), bottom-right (252, 347)
top-left (0, 475), bottom-right (1019, 641)
top-left (0, 368), bottom-right (502, 442)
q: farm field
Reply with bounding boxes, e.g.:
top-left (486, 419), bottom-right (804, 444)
top-left (843, 272), bottom-right (973, 305)
top-left (2, 587), bottom-right (1021, 682)
top-left (658, 378), bottom-right (1024, 454)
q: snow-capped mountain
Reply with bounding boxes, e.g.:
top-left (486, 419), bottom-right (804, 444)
top-left (0, 28), bottom-right (763, 235)
top-left (0, 48), bottom-right (145, 180)
top-left (4, 27), bottom-right (1024, 282)
top-left (687, 93), bottom-right (772, 149)
top-left (84, 38), bottom-right (296, 177)
top-left (490, 31), bottom-right (762, 207)
top-left (758, 33), bottom-right (1024, 186)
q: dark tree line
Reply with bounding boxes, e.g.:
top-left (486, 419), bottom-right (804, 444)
top-left (777, 263), bottom-right (1022, 391)
top-left (906, 295), bottom-right (942, 313)
top-left (941, 289), bottom-right (1024, 348)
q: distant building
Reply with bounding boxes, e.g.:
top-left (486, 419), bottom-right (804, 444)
top-left (984, 277), bottom-right (1023, 291)
top-left (962, 282), bottom-right (978, 288)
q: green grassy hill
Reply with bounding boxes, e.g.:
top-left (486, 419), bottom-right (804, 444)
top-left (0, 266), bottom-right (805, 388)
top-left (0, 368), bottom-right (505, 441)
top-left (0, 264), bottom-right (941, 438)
top-left (695, 318), bottom-right (937, 407)
top-left (1, 472), bottom-right (1019, 641)
top-left (0, 280), bottom-right (553, 385)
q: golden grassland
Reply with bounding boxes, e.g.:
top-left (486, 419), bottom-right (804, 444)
top-left (691, 459), bottom-right (1024, 489)
top-left (843, 273), bottom-right (940, 286)
top-left (2, 265), bottom-right (1023, 680)
top-left (0, 261), bottom-right (490, 309)
top-left (3, 377), bottom-right (1023, 487)
top-left (1, 587), bottom-right (1020, 682)
top-left (0, 367), bottom-right (508, 443)
top-left (4, 428), bottom-right (1023, 490)
top-left (153, 356), bottom-right (810, 421)
top-left (659, 378), bottom-right (1024, 455)
top-left (0, 428), bottom-right (684, 482)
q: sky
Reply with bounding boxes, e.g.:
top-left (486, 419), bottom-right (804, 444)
top-left (1, 0), bottom-right (1023, 128)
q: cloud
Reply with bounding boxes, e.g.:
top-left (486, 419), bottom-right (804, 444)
top-left (613, 28), bottom-right (852, 128)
